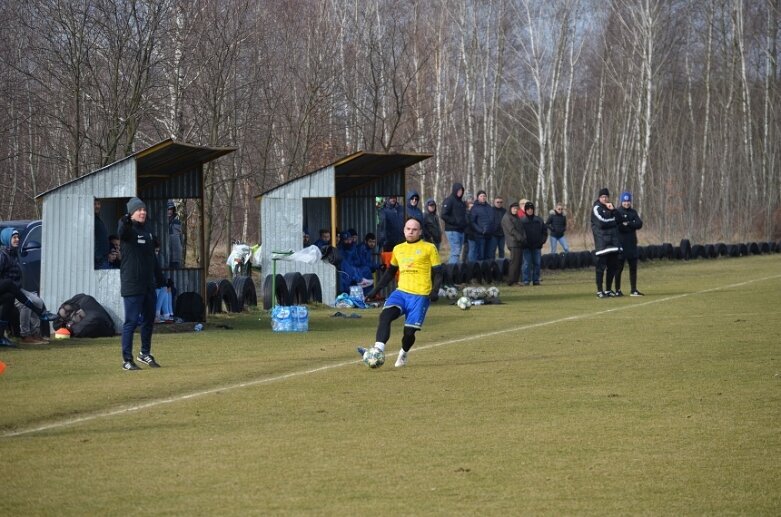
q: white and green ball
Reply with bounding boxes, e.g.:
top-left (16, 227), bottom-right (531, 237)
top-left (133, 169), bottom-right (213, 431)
top-left (456, 296), bottom-right (472, 310)
top-left (362, 347), bottom-right (385, 368)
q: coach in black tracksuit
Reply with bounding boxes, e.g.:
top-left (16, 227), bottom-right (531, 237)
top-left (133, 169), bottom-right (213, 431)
top-left (591, 188), bottom-right (622, 297)
top-left (119, 197), bottom-right (164, 370)
top-left (614, 191), bottom-right (644, 296)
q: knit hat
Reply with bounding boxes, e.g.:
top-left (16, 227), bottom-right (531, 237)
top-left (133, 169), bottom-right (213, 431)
top-left (340, 231), bottom-right (351, 240)
top-left (510, 202), bottom-right (519, 209)
top-left (477, 190), bottom-right (487, 198)
top-left (0, 228), bottom-right (15, 247)
top-left (426, 198), bottom-right (436, 206)
top-left (127, 197), bottom-right (146, 215)
top-left (598, 188), bottom-right (610, 197)
top-left (524, 201), bottom-right (535, 211)
top-left (621, 191), bottom-right (632, 202)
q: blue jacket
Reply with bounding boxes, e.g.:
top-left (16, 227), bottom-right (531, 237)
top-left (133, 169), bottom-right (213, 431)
top-left (470, 200), bottom-right (495, 236)
top-left (378, 198), bottom-right (404, 251)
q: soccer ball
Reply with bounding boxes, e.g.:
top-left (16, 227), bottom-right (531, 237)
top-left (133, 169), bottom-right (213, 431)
top-left (362, 347), bottom-right (385, 368)
top-left (487, 286), bottom-right (500, 299)
top-left (474, 286), bottom-right (487, 299)
top-left (456, 296), bottom-right (472, 310)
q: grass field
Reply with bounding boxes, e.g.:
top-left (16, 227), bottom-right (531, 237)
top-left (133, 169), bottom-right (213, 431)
top-left (1, 255), bottom-right (780, 515)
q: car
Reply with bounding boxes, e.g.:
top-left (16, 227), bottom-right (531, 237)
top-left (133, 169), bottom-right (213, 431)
top-left (0, 220), bottom-right (42, 293)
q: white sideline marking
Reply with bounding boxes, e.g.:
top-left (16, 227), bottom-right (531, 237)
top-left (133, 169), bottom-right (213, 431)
top-left (4, 274), bottom-right (779, 438)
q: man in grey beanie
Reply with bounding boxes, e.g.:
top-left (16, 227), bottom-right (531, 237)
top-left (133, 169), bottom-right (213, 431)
top-left (118, 197), bottom-right (164, 370)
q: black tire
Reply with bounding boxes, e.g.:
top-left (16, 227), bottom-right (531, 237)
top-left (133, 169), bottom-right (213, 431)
top-left (760, 242), bottom-right (771, 254)
top-left (581, 250), bottom-right (594, 268)
top-left (661, 243), bottom-right (674, 259)
top-left (489, 260), bottom-right (502, 282)
top-left (206, 280), bottom-right (220, 314)
top-left (672, 246), bottom-right (682, 260)
top-left (233, 276), bottom-right (257, 308)
top-left (690, 244), bottom-right (705, 259)
top-left (442, 263), bottom-right (455, 285)
top-left (728, 244), bottom-right (740, 257)
top-left (284, 272), bottom-right (308, 305)
top-left (302, 273), bottom-right (322, 303)
top-left (496, 258), bottom-right (509, 277)
top-left (479, 261), bottom-right (492, 284)
top-left (739, 243), bottom-right (749, 256)
top-left (704, 244), bottom-right (717, 259)
top-left (749, 242), bottom-right (761, 255)
top-left (717, 243), bottom-right (729, 257)
top-left (262, 274), bottom-right (290, 310)
top-left (638, 246), bottom-right (648, 262)
top-left (680, 239), bottom-right (692, 260)
top-left (217, 279), bottom-right (242, 312)
top-left (175, 292), bottom-right (205, 322)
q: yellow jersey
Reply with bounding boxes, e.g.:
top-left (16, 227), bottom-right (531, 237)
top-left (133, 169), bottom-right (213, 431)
top-left (391, 239), bottom-right (441, 296)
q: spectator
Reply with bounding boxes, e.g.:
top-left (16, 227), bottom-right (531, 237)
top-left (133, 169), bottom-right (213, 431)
top-left (422, 198), bottom-right (442, 250)
top-left (490, 196), bottom-right (506, 259)
top-left (440, 182), bottom-right (468, 264)
top-left (118, 197), bottom-right (164, 370)
top-left (356, 233), bottom-right (379, 275)
top-left (591, 188), bottom-right (622, 298)
top-left (167, 200), bottom-right (184, 268)
top-left (94, 199), bottom-right (111, 269)
top-left (406, 191), bottom-right (423, 222)
top-left (313, 229), bottom-right (331, 250)
top-left (153, 239), bottom-right (174, 322)
top-left (359, 217), bottom-right (443, 368)
top-left (470, 190), bottom-right (494, 261)
top-left (0, 229), bottom-right (55, 346)
top-left (108, 234), bottom-right (122, 269)
top-left (464, 197), bottom-right (478, 262)
top-left (501, 202), bottom-right (526, 286)
top-left (546, 203), bottom-right (570, 254)
top-left (519, 202), bottom-right (548, 285)
top-left (337, 231), bottom-right (371, 294)
top-left (303, 231), bottom-right (311, 248)
top-left (615, 191), bottom-right (644, 296)
top-left (378, 195), bottom-right (404, 251)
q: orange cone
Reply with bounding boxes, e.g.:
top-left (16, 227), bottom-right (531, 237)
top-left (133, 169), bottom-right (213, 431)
top-left (0, 360), bottom-right (6, 375)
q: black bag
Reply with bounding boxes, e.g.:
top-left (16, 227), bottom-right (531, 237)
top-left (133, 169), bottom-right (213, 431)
top-left (53, 293), bottom-right (115, 338)
top-left (174, 291), bottom-right (205, 322)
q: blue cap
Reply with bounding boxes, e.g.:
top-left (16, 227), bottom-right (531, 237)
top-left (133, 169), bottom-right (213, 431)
top-left (620, 192), bottom-right (632, 203)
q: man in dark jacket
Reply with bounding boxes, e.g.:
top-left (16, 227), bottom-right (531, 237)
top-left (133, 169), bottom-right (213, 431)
top-left (489, 196), bottom-right (506, 259)
top-left (591, 188), bottom-right (622, 298)
top-left (501, 202), bottom-right (526, 285)
top-left (118, 196), bottom-right (164, 370)
top-left (614, 191), bottom-right (644, 296)
top-left (469, 190), bottom-right (494, 261)
top-left (167, 200), bottom-right (184, 268)
top-left (519, 201), bottom-right (548, 285)
top-left (422, 198), bottom-right (442, 250)
top-left (378, 196), bottom-right (404, 252)
top-left (405, 191), bottom-right (423, 222)
top-left (545, 203), bottom-right (570, 254)
top-left (0, 228), bottom-right (56, 346)
top-left (440, 182), bottom-right (468, 264)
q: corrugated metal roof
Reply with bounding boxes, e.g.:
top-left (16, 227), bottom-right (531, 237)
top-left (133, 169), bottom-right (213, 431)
top-left (259, 151), bottom-right (432, 197)
top-left (35, 139), bottom-right (236, 199)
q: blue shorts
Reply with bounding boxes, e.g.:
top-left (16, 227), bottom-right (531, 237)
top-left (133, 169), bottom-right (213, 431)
top-left (384, 290), bottom-right (430, 329)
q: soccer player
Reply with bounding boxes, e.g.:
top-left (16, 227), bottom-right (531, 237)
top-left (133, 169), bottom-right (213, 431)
top-left (358, 217), bottom-right (443, 367)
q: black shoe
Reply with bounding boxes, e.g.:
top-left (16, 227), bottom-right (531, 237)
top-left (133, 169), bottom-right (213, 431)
top-left (631, 290), bottom-right (645, 296)
top-left (615, 290), bottom-right (624, 297)
top-left (606, 290), bottom-right (618, 297)
top-left (532, 282), bottom-right (541, 286)
top-left (38, 311), bottom-right (57, 322)
top-left (123, 360), bottom-right (141, 371)
top-left (137, 353), bottom-right (160, 368)
top-left (0, 336), bottom-right (18, 347)
top-left (596, 291), bottom-right (607, 299)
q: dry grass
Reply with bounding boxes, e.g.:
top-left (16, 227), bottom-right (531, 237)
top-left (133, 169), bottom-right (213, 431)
top-left (1, 255), bottom-right (780, 515)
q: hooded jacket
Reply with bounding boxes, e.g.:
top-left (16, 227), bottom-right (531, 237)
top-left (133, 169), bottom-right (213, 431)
top-left (520, 209), bottom-right (548, 249)
top-left (470, 199), bottom-right (495, 236)
top-left (440, 183), bottom-right (468, 232)
top-left (422, 199), bottom-right (442, 246)
top-left (118, 216), bottom-right (164, 297)
top-left (405, 191), bottom-right (424, 222)
top-left (0, 228), bottom-right (23, 288)
top-left (591, 200), bottom-right (622, 255)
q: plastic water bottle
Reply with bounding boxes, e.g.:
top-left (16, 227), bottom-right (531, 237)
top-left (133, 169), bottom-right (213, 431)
top-left (194, 323), bottom-right (203, 332)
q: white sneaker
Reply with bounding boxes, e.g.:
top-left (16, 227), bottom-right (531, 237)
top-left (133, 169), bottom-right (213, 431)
top-left (395, 351), bottom-right (408, 368)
